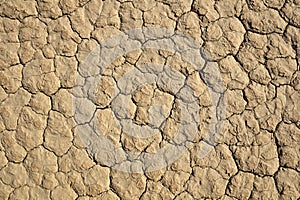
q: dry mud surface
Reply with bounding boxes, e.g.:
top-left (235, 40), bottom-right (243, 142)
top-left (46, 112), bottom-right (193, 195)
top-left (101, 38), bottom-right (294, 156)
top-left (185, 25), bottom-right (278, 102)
top-left (0, 0), bottom-right (300, 199)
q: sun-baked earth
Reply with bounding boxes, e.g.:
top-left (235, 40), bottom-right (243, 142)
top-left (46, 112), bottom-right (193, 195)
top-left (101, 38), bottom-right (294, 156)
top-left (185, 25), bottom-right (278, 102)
top-left (0, 0), bottom-right (300, 199)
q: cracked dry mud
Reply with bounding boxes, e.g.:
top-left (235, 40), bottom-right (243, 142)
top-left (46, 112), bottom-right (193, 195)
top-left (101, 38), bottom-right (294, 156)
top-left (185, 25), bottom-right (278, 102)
top-left (0, 0), bottom-right (300, 199)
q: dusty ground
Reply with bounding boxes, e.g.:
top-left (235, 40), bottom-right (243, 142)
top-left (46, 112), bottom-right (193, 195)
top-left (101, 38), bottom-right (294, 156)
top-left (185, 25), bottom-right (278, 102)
top-left (0, 0), bottom-right (300, 199)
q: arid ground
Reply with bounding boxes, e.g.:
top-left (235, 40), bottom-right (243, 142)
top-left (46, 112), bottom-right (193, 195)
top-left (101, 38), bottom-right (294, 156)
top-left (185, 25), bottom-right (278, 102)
top-left (0, 0), bottom-right (299, 199)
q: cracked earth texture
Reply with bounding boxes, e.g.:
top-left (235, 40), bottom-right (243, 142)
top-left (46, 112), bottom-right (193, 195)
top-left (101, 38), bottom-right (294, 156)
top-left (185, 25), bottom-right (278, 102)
top-left (0, 0), bottom-right (300, 199)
